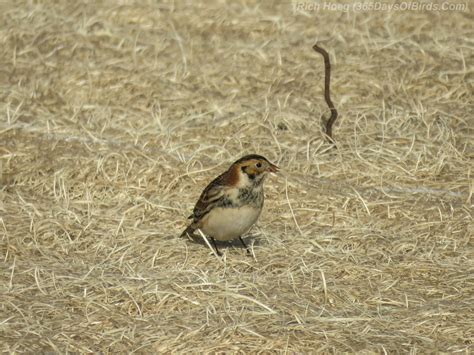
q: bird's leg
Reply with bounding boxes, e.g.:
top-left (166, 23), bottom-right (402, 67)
top-left (210, 237), bottom-right (222, 256)
top-left (239, 236), bottom-right (251, 255)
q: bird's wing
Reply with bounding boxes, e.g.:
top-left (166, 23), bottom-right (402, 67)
top-left (191, 173), bottom-right (228, 221)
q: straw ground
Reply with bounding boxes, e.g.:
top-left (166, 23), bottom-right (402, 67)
top-left (1, 1), bottom-right (473, 352)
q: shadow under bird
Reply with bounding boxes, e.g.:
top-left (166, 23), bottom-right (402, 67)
top-left (181, 154), bottom-right (278, 256)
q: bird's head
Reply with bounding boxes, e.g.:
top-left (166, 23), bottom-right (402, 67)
top-left (230, 154), bottom-right (279, 187)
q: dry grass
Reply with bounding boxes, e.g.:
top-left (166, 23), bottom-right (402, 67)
top-left (1, 0), bottom-right (473, 352)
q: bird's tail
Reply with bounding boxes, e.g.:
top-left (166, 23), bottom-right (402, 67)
top-left (180, 224), bottom-right (196, 239)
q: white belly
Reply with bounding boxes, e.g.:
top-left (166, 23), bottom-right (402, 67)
top-left (200, 206), bottom-right (262, 241)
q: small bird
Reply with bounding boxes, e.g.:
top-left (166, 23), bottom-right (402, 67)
top-left (181, 154), bottom-right (278, 256)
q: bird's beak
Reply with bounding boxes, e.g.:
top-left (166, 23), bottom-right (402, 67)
top-left (268, 163), bottom-right (279, 173)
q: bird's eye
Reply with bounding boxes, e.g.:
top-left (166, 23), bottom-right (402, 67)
top-left (256, 162), bottom-right (262, 168)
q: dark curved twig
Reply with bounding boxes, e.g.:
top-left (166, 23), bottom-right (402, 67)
top-left (313, 44), bottom-right (338, 144)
